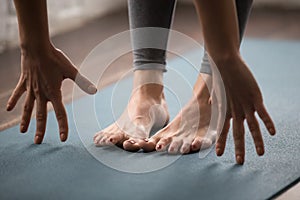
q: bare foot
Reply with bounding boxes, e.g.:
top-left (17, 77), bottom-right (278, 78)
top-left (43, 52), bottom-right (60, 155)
top-left (93, 70), bottom-right (169, 152)
top-left (141, 73), bottom-right (216, 153)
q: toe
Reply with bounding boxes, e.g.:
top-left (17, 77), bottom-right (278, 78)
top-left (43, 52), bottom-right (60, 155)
top-left (207, 130), bottom-right (218, 143)
top-left (94, 132), bottom-right (104, 145)
top-left (168, 140), bottom-right (182, 154)
top-left (180, 142), bottom-right (191, 154)
top-left (98, 136), bottom-right (109, 146)
top-left (139, 138), bottom-right (157, 152)
top-left (156, 137), bottom-right (172, 151)
top-left (123, 139), bottom-right (141, 152)
top-left (201, 138), bottom-right (213, 149)
top-left (191, 137), bottom-right (203, 151)
top-left (108, 133), bottom-right (125, 145)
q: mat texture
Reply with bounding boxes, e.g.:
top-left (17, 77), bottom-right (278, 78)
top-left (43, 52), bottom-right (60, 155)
top-left (1, 39), bottom-right (300, 200)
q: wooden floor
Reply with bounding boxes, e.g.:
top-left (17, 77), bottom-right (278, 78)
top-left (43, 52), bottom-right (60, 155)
top-left (0, 4), bottom-right (299, 199)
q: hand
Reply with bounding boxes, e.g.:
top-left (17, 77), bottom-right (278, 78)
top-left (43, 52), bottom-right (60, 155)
top-left (214, 56), bottom-right (276, 164)
top-left (6, 44), bottom-right (97, 144)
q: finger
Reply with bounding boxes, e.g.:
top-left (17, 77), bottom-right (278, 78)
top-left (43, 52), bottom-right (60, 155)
top-left (51, 93), bottom-right (68, 142)
top-left (233, 118), bottom-right (245, 165)
top-left (35, 98), bottom-right (47, 144)
top-left (245, 113), bottom-right (264, 156)
top-left (7, 81), bottom-right (26, 111)
top-left (255, 103), bottom-right (276, 135)
top-left (216, 117), bottom-right (230, 156)
top-left (20, 90), bottom-right (35, 133)
top-left (68, 69), bottom-right (97, 95)
top-left (215, 101), bottom-right (228, 139)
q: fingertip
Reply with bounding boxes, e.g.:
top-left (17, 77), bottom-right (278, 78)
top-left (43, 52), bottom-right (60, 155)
top-left (6, 104), bottom-right (12, 111)
top-left (268, 127), bottom-right (276, 136)
top-left (216, 147), bottom-right (223, 156)
top-left (236, 155), bottom-right (244, 165)
top-left (87, 85), bottom-right (97, 95)
top-left (20, 125), bottom-right (27, 133)
top-left (60, 133), bottom-right (67, 142)
top-left (74, 74), bottom-right (96, 95)
top-left (34, 136), bottom-right (42, 144)
top-left (256, 147), bottom-right (264, 156)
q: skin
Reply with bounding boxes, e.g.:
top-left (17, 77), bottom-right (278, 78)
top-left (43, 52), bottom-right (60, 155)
top-left (7, 0), bottom-right (97, 144)
top-left (144, 73), bottom-right (216, 154)
top-left (94, 70), bottom-right (169, 151)
top-left (121, 0), bottom-right (276, 165)
top-left (193, 0), bottom-right (276, 164)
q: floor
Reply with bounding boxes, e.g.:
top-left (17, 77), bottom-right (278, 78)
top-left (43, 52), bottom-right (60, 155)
top-left (0, 3), bottom-right (299, 199)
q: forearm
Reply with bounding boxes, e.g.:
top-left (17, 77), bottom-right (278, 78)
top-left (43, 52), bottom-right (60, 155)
top-left (194, 0), bottom-right (240, 66)
top-left (14, 0), bottom-right (51, 51)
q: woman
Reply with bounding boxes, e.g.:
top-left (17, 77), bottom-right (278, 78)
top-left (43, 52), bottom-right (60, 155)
top-left (8, 0), bottom-right (275, 165)
top-left (94, 0), bottom-right (276, 165)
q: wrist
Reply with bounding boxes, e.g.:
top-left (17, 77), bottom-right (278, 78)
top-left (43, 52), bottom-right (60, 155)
top-left (20, 39), bottom-right (53, 57)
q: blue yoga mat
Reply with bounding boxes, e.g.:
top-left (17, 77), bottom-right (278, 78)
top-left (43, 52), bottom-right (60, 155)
top-left (1, 39), bottom-right (299, 200)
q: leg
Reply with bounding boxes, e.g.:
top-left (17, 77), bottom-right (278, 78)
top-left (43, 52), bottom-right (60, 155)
top-left (144, 0), bottom-right (254, 154)
top-left (94, 0), bottom-right (176, 151)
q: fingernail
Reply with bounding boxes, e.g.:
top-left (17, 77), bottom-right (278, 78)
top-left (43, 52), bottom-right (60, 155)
top-left (257, 147), bottom-right (264, 155)
top-left (157, 144), bottom-right (162, 150)
top-left (130, 140), bottom-right (135, 144)
top-left (34, 136), bottom-right (41, 144)
top-left (236, 155), bottom-right (244, 165)
top-left (144, 139), bottom-right (149, 142)
top-left (88, 85), bottom-right (97, 94)
top-left (216, 148), bottom-right (222, 156)
top-left (60, 134), bottom-right (66, 142)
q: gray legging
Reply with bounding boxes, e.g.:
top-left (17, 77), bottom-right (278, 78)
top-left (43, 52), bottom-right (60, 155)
top-left (128, 0), bottom-right (253, 74)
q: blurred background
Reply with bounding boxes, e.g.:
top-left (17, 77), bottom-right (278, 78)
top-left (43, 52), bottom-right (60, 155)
top-left (0, 1), bottom-right (299, 198)
top-left (1, 1), bottom-right (300, 131)
top-left (0, 0), bottom-right (300, 52)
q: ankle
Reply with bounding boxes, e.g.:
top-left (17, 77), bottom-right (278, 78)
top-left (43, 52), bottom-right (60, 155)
top-left (193, 73), bottom-right (212, 100)
top-left (130, 85), bottom-right (164, 104)
top-left (133, 69), bottom-right (164, 100)
top-left (133, 69), bottom-right (163, 87)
